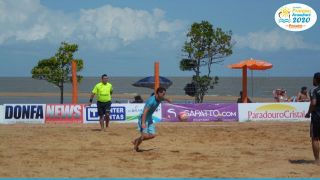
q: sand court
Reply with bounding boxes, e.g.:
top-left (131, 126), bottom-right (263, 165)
top-left (0, 122), bottom-right (319, 177)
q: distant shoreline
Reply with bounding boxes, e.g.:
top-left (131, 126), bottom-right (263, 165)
top-left (0, 92), bottom-right (274, 103)
top-left (0, 76), bottom-right (314, 78)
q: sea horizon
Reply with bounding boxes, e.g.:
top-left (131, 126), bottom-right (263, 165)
top-left (0, 76), bottom-right (314, 104)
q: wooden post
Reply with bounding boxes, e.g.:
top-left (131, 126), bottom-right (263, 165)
top-left (242, 66), bottom-right (248, 103)
top-left (154, 61), bottom-right (160, 94)
top-left (71, 60), bottom-right (78, 104)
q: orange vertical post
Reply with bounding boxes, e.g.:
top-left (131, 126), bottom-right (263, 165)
top-left (71, 60), bottom-right (78, 104)
top-left (242, 66), bottom-right (248, 103)
top-left (154, 61), bottom-right (160, 94)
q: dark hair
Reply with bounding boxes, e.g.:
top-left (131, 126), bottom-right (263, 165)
top-left (101, 74), bottom-right (108, 79)
top-left (156, 87), bottom-right (166, 94)
top-left (133, 95), bottom-right (143, 103)
top-left (301, 86), bottom-right (307, 91)
top-left (314, 72), bottom-right (320, 82)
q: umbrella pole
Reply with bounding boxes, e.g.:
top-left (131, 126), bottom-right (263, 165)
top-left (251, 70), bottom-right (253, 100)
top-left (71, 60), bottom-right (78, 104)
top-left (242, 66), bottom-right (248, 103)
top-left (154, 61), bottom-right (160, 94)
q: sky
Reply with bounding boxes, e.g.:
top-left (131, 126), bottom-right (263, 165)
top-left (0, 0), bottom-right (319, 77)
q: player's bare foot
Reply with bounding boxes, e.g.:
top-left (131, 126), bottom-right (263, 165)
top-left (134, 146), bottom-right (141, 152)
top-left (132, 139), bottom-right (141, 152)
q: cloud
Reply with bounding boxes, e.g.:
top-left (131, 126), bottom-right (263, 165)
top-left (0, 0), bottom-right (183, 50)
top-left (233, 29), bottom-right (320, 51)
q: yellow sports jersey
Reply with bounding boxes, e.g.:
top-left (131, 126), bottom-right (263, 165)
top-left (92, 82), bottom-right (113, 102)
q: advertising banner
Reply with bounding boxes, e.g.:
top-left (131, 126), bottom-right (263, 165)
top-left (45, 104), bottom-right (83, 123)
top-left (238, 102), bottom-right (310, 122)
top-left (0, 105), bottom-right (4, 124)
top-left (126, 103), bottom-right (162, 123)
top-left (161, 103), bottom-right (238, 122)
top-left (84, 103), bottom-right (162, 123)
top-left (2, 104), bottom-right (45, 124)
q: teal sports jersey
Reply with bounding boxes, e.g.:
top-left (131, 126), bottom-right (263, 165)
top-left (142, 95), bottom-right (161, 122)
top-left (137, 95), bottom-right (160, 134)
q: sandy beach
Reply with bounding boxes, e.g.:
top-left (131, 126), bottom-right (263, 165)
top-left (0, 121), bottom-right (319, 178)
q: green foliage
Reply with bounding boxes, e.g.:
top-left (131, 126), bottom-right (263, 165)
top-left (180, 21), bottom-right (233, 103)
top-left (179, 59), bottom-right (197, 71)
top-left (31, 42), bottom-right (84, 104)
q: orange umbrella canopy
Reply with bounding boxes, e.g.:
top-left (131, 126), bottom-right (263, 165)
top-left (228, 58), bottom-right (273, 70)
top-left (228, 58), bottom-right (273, 103)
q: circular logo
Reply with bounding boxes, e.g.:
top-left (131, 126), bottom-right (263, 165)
top-left (275, 3), bottom-right (317, 31)
top-left (178, 111), bottom-right (188, 122)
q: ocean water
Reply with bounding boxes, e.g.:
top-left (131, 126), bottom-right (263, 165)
top-left (0, 76), bottom-right (312, 104)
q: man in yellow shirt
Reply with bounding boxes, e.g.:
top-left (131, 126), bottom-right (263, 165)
top-left (89, 74), bottom-right (113, 131)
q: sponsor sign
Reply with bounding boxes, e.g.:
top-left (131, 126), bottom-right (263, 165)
top-left (85, 104), bottom-right (126, 122)
top-left (3, 104), bottom-right (45, 124)
top-left (275, 3), bottom-right (317, 31)
top-left (45, 104), bottom-right (83, 123)
top-left (125, 103), bottom-right (162, 123)
top-left (0, 105), bottom-right (4, 124)
top-left (84, 103), bottom-right (161, 123)
top-left (162, 103), bottom-right (238, 122)
top-left (238, 102), bottom-right (310, 122)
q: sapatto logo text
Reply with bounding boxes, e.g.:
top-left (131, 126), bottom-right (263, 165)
top-left (184, 109), bottom-right (237, 118)
top-left (248, 104), bottom-right (306, 120)
top-left (275, 3), bottom-right (317, 31)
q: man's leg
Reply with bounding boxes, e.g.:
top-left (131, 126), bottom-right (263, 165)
top-left (97, 102), bottom-right (106, 131)
top-left (99, 115), bottom-right (105, 131)
top-left (105, 112), bottom-right (110, 128)
top-left (105, 102), bottom-right (112, 128)
top-left (132, 136), bottom-right (142, 152)
top-left (312, 138), bottom-right (320, 164)
top-left (133, 133), bottom-right (155, 152)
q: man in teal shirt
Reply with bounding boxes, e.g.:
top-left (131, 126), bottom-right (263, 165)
top-left (132, 87), bottom-right (171, 152)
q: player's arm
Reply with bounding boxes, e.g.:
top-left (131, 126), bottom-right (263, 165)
top-left (163, 97), bottom-right (172, 103)
top-left (296, 93), bottom-right (301, 102)
top-left (89, 85), bottom-right (98, 106)
top-left (88, 93), bottom-right (95, 106)
top-left (305, 92), bottom-right (316, 118)
top-left (141, 107), bottom-right (149, 128)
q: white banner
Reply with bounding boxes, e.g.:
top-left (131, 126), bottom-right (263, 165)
top-left (2, 104), bottom-right (46, 124)
top-left (84, 103), bottom-right (162, 124)
top-left (0, 105), bottom-right (4, 124)
top-left (238, 102), bottom-right (310, 122)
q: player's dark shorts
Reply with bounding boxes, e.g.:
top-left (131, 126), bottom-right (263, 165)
top-left (310, 112), bottom-right (320, 139)
top-left (97, 101), bottom-right (112, 116)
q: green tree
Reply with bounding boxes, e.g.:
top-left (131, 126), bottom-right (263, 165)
top-left (180, 21), bottom-right (233, 103)
top-left (31, 42), bottom-right (84, 104)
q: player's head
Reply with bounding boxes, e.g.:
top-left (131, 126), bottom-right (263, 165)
top-left (313, 72), bottom-right (320, 86)
top-left (301, 86), bottom-right (307, 93)
top-left (156, 87), bottom-right (166, 99)
top-left (101, 74), bottom-right (108, 84)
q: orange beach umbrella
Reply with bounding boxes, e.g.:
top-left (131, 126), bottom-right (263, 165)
top-left (228, 58), bottom-right (273, 103)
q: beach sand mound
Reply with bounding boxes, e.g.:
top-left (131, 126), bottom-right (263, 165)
top-left (0, 122), bottom-right (319, 177)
